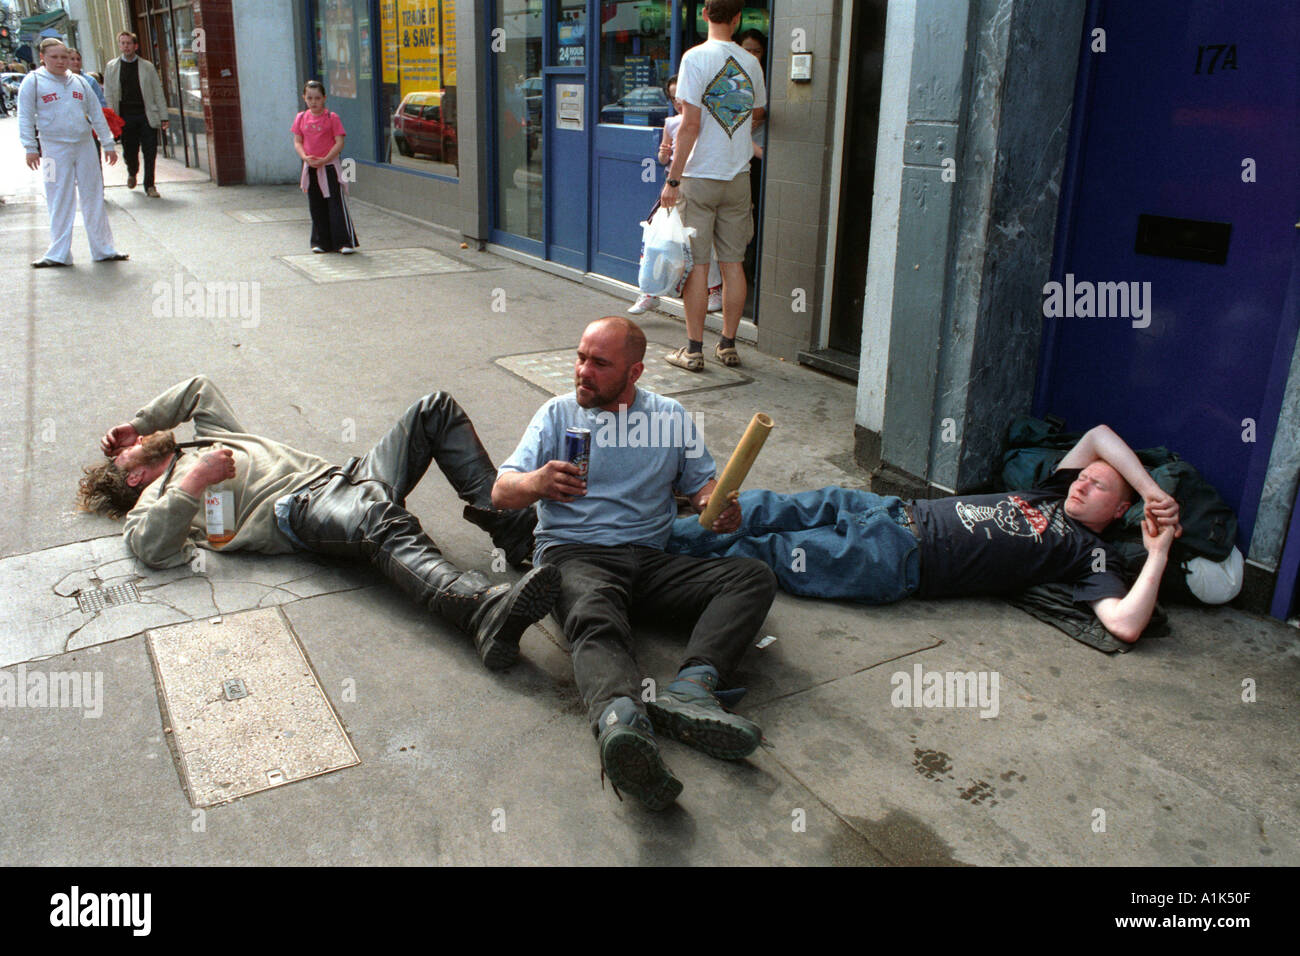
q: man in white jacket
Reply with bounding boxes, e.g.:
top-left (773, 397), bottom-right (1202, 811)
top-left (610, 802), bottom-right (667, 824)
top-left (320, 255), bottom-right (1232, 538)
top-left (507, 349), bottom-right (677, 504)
top-left (18, 38), bottom-right (128, 268)
top-left (104, 31), bottom-right (169, 198)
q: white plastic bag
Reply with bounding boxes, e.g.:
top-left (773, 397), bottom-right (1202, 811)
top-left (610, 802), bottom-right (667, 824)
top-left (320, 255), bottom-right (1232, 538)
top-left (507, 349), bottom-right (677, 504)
top-left (637, 205), bottom-right (696, 297)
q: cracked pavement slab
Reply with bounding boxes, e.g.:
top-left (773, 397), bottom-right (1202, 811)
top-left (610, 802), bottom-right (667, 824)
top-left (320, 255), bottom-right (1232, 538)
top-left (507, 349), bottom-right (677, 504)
top-left (0, 535), bottom-right (369, 669)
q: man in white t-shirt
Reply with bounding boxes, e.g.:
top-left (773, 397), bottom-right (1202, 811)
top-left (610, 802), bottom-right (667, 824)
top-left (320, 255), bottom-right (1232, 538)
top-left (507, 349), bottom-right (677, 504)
top-left (659, 0), bottom-right (766, 372)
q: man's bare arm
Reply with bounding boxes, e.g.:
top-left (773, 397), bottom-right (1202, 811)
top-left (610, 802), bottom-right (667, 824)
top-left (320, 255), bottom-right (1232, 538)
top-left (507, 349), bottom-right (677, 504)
top-left (1090, 522), bottom-right (1176, 643)
top-left (492, 462), bottom-right (586, 509)
top-left (1057, 424), bottom-right (1180, 531)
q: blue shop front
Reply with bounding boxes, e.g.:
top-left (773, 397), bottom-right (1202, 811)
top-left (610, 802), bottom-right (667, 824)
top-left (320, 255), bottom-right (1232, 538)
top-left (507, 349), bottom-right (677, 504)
top-left (486, 0), bottom-right (771, 304)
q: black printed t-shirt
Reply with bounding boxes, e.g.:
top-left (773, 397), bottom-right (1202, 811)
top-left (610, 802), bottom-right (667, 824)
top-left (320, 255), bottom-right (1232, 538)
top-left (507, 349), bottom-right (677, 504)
top-left (910, 468), bottom-right (1129, 602)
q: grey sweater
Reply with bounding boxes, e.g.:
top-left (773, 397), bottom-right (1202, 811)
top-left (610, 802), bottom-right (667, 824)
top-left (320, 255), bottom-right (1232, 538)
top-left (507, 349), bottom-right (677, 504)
top-left (123, 377), bottom-right (333, 568)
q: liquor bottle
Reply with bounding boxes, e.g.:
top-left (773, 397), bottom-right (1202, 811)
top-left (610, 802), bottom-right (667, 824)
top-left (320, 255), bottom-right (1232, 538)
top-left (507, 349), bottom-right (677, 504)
top-left (204, 445), bottom-right (236, 547)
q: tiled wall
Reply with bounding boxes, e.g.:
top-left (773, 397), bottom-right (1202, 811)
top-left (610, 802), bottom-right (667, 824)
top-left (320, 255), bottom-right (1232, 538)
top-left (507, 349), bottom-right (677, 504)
top-left (757, 0), bottom-right (841, 360)
top-left (193, 0), bottom-right (246, 185)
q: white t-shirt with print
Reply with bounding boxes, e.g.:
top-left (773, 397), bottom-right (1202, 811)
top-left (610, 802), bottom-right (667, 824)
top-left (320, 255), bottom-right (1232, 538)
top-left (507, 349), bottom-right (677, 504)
top-left (676, 39), bottom-right (765, 181)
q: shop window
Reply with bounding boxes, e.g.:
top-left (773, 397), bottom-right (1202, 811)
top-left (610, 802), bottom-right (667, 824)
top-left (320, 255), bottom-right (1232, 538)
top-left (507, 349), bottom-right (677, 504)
top-left (379, 0), bottom-right (459, 177)
top-left (311, 0), bottom-right (377, 167)
top-left (599, 0), bottom-right (671, 127)
top-left (493, 0), bottom-right (543, 241)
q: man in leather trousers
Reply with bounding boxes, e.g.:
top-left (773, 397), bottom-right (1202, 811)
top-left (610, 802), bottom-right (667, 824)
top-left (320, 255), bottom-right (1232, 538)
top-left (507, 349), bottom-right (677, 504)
top-left (78, 376), bottom-right (551, 669)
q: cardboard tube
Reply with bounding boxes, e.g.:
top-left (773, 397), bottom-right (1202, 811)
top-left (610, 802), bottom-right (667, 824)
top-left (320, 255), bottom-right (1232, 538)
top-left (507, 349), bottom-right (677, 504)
top-left (699, 413), bottom-right (774, 527)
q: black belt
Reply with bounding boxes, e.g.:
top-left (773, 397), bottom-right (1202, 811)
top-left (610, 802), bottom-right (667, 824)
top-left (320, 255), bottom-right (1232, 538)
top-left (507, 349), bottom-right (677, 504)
top-left (901, 503), bottom-right (921, 540)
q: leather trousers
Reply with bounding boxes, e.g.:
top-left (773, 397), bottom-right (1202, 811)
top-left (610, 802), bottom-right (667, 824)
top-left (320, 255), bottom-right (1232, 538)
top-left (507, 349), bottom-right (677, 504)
top-left (287, 392), bottom-right (502, 628)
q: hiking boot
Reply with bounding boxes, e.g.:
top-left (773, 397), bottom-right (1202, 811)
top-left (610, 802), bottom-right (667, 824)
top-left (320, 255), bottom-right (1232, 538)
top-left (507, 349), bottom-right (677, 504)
top-left (646, 665), bottom-right (762, 760)
top-left (597, 698), bottom-right (682, 811)
top-left (435, 565), bottom-right (560, 670)
top-left (664, 346), bottom-right (704, 372)
top-left (462, 503), bottom-right (537, 568)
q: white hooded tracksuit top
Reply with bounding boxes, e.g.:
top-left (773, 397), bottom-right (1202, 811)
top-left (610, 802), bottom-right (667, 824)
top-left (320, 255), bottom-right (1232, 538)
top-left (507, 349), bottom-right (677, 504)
top-left (18, 67), bottom-right (115, 152)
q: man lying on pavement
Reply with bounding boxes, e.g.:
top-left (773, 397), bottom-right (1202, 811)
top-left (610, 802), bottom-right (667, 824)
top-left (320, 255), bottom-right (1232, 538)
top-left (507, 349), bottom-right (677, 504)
top-left (78, 375), bottom-right (553, 670)
top-left (666, 425), bottom-right (1182, 644)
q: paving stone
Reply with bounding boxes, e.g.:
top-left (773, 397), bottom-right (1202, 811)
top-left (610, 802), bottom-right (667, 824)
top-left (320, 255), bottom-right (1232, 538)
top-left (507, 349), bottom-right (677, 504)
top-left (0, 535), bottom-right (368, 670)
top-left (226, 207), bottom-right (313, 223)
top-left (496, 344), bottom-right (751, 399)
top-left (279, 246), bottom-right (478, 283)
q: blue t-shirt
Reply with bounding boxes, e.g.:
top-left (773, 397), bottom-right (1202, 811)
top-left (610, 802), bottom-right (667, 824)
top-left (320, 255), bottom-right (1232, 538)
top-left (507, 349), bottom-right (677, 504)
top-left (499, 389), bottom-right (717, 560)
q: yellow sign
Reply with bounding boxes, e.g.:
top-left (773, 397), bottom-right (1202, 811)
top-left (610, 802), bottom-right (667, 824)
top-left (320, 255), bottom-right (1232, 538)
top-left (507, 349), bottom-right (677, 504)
top-left (397, 0), bottom-right (458, 100)
top-left (380, 0), bottom-right (397, 84)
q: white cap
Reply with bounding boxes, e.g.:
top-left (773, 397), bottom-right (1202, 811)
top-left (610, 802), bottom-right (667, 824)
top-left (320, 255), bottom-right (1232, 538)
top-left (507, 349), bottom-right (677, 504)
top-left (1184, 546), bottom-right (1244, 605)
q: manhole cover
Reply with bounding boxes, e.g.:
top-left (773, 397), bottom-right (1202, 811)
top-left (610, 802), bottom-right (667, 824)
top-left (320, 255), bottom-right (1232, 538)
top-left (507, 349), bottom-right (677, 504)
top-left (496, 344), bottom-right (751, 399)
top-left (146, 607), bottom-right (358, 807)
top-left (76, 582), bottom-right (142, 614)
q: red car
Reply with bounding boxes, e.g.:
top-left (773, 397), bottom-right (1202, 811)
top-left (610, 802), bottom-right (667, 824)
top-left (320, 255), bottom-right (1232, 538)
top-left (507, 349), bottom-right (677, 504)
top-left (393, 91), bottom-right (457, 165)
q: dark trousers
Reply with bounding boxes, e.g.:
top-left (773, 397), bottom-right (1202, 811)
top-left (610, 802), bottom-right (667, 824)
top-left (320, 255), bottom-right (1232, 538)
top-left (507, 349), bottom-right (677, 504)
top-left (546, 544), bottom-right (777, 730)
top-left (119, 111), bottom-right (157, 187)
top-left (288, 392), bottom-right (498, 603)
top-left (307, 165), bottom-right (359, 251)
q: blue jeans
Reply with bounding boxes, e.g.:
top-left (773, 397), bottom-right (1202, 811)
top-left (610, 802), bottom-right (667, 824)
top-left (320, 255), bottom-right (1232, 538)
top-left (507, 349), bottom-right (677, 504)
top-left (666, 487), bottom-right (920, 604)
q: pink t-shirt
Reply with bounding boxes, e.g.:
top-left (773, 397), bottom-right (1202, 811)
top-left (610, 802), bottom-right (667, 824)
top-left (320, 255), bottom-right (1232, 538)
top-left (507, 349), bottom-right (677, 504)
top-left (292, 109), bottom-right (345, 158)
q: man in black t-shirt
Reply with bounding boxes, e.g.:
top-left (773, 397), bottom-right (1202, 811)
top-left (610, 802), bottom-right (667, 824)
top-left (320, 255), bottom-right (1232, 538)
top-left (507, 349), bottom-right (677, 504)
top-left (667, 424), bottom-right (1182, 644)
top-left (104, 32), bottom-right (168, 197)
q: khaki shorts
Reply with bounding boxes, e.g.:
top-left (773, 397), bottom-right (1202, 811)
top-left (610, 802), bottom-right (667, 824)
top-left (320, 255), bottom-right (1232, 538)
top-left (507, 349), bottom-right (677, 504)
top-left (679, 171), bottom-right (752, 265)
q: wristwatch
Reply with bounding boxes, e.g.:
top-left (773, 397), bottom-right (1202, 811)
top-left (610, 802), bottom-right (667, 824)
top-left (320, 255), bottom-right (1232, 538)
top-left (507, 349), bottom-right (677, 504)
top-left (667, 179), bottom-right (680, 187)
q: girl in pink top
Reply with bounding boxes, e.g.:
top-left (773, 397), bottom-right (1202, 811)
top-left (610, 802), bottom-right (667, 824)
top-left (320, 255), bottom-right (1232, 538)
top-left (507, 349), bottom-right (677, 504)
top-left (292, 80), bottom-right (359, 253)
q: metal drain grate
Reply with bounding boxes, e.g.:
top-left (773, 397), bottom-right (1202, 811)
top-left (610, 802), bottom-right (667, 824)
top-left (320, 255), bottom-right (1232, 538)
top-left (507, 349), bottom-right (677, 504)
top-left (76, 582), bottom-right (142, 614)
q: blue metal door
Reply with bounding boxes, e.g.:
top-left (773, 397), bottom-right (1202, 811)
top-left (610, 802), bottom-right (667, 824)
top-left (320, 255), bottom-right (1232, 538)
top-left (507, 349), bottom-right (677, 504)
top-left (590, 1), bottom-right (678, 283)
top-left (1036, 0), bottom-right (1300, 554)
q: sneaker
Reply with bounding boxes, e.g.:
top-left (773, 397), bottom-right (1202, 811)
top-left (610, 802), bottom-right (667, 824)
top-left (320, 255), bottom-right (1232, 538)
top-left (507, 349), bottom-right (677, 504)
top-left (646, 665), bottom-right (762, 760)
top-left (31, 258), bottom-right (70, 268)
top-left (312, 246), bottom-right (326, 253)
top-left (627, 294), bottom-right (659, 315)
top-left (127, 175), bottom-right (137, 189)
top-left (707, 285), bottom-right (723, 312)
top-left (597, 698), bottom-right (683, 810)
top-left (145, 186), bottom-right (160, 198)
top-left (339, 246), bottom-right (355, 254)
top-left (664, 346), bottom-right (704, 372)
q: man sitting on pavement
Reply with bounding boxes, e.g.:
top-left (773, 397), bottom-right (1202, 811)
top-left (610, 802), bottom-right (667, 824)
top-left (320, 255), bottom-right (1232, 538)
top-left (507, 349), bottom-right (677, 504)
top-left (667, 424), bottom-right (1182, 643)
top-left (493, 317), bottom-right (777, 811)
top-left (78, 376), bottom-right (551, 669)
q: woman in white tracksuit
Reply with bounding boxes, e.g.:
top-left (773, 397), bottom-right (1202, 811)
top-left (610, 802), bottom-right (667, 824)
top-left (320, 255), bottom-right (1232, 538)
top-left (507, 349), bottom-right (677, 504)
top-left (17, 39), bottom-right (127, 268)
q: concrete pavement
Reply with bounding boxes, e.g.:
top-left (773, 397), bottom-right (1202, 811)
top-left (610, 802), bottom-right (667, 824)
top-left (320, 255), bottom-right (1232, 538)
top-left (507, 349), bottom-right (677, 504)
top-left (1, 117), bottom-right (1296, 865)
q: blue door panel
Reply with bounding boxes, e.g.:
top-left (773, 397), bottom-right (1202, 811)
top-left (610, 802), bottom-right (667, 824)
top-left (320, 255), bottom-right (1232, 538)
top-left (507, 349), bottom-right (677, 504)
top-left (592, 129), bottom-right (662, 283)
top-left (1036, 0), bottom-right (1300, 549)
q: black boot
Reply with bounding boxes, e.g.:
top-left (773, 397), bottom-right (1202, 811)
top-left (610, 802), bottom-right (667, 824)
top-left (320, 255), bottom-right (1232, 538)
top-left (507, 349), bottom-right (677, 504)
top-left (462, 504), bottom-right (538, 567)
top-left (432, 565), bottom-right (562, 669)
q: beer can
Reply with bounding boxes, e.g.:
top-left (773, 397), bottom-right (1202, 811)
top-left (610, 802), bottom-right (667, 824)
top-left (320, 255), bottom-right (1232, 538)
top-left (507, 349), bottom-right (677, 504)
top-left (564, 427), bottom-right (591, 478)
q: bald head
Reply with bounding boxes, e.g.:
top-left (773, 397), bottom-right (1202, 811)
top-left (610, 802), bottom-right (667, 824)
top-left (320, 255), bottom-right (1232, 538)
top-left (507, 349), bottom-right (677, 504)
top-left (575, 317), bottom-right (646, 410)
top-left (585, 316), bottom-right (647, 365)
